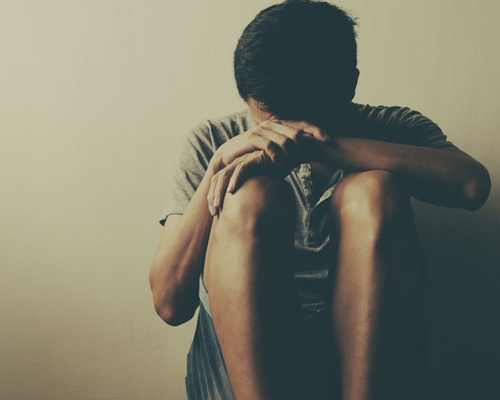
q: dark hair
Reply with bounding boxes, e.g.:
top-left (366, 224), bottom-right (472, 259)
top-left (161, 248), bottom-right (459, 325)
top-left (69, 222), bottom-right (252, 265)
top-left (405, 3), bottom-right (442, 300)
top-left (233, 0), bottom-right (358, 121)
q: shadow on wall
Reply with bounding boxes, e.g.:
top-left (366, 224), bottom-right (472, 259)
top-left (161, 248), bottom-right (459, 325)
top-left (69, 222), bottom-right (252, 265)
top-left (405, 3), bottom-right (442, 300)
top-left (414, 202), bottom-right (500, 400)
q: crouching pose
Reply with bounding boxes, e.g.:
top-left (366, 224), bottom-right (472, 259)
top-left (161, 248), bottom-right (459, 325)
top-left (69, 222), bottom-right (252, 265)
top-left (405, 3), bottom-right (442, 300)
top-left (150, 1), bottom-right (491, 399)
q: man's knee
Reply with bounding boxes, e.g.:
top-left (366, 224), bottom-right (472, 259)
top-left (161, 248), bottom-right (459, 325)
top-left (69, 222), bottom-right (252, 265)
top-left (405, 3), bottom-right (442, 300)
top-left (204, 175), bottom-right (297, 297)
top-left (330, 170), bottom-right (412, 241)
top-left (329, 170), bottom-right (425, 300)
top-left (217, 174), bottom-right (296, 236)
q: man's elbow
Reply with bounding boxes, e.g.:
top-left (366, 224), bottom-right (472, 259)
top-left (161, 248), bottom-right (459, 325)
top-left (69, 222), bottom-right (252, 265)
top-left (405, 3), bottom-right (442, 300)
top-left (154, 305), bottom-right (182, 327)
top-left (153, 298), bottom-right (195, 327)
top-left (151, 283), bottom-right (198, 327)
top-left (463, 164), bottom-right (491, 211)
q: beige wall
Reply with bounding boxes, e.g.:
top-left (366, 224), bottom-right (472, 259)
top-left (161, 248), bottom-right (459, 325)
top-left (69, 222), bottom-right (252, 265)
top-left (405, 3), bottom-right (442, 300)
top-left (1, 1), bottom-right (498, 399)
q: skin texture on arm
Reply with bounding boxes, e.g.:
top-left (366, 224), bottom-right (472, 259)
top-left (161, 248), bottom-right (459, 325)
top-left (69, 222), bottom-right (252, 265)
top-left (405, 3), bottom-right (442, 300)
top-left (240, 116), bottom-right (492, 212)
top-left (314, 134), bottom-right (491, 211)
top-left (276, 118), bottom-right (491, 211)
top-left (207, 97), bottom-right (491, 213)
top-left (209, 115), bottom-right (491, 213)
top-left (149, 117), bottom-right (325, 325)
top-left (149, 159), bottom-right (223, 326)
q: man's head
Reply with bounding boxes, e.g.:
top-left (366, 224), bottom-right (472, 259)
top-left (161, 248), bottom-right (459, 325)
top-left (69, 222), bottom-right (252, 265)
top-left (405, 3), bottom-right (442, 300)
top-left (234, 0), bottom-right (359, 129)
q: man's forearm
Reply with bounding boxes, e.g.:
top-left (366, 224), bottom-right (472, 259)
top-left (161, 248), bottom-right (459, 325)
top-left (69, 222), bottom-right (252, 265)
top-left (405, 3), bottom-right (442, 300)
top-left (316, 137), bottom-right (491, 210)
top-left (150, 157), bottom-right (223, 324)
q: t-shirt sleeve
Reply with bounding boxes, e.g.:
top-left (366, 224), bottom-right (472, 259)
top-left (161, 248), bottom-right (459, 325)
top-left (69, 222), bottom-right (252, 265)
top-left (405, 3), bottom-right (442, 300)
top-left (365, 106), bottom-right (458, 149)
top-left (158, 120), bottom-right (214, 227)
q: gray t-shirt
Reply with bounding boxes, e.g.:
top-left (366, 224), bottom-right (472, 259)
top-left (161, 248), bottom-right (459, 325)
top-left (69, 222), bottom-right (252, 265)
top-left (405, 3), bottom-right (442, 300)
top-left (158, 101), bottom-right (457, 321)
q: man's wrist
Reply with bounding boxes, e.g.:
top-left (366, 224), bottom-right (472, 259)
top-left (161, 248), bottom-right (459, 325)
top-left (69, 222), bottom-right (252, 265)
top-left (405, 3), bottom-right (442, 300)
top-left (209, 150), bottom-right (226, 174)
top-left (315, 136), bottom-right (341, 167)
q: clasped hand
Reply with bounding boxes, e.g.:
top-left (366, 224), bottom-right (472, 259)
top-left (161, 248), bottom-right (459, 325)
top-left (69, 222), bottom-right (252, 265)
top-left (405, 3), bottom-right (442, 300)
top-left (207, 118), bottom-right (331, 216)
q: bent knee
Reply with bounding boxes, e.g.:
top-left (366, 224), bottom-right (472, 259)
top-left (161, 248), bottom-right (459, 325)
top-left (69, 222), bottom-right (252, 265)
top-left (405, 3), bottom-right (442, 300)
top-left (331, 170), bottom-right (412, 238)
top-left (217, 175), bottom-right (295, 233)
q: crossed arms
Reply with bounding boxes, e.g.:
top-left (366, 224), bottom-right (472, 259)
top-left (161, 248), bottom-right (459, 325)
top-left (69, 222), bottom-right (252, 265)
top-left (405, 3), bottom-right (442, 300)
top-left (208, 118), bottom-right (491, 213)
top-left (150, 117), bottom-right (491, 326)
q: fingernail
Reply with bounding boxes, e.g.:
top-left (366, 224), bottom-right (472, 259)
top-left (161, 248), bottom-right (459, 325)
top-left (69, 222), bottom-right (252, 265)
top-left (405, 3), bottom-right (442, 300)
top-left (227, 183), bottom-right (233, 193)
top-left (209, 205), bottom-right (214, 215)
top-left (214, 197), bottom-right (219, 207)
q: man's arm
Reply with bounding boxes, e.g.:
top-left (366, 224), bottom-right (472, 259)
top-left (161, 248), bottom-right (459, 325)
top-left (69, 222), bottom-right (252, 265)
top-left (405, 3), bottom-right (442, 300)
top-left (316, 136), bottom-right (491, 210)
top-left (149, 117), bottom-right (320, 325)
top-left (149, 158), bottom-right (223, 326)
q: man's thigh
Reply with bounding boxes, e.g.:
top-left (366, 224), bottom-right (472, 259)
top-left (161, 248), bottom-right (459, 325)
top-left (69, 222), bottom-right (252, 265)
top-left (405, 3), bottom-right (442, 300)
top-left (202, 173), bottom-right (298, 302)
top-left (327, 169), bottom-right (413, 240)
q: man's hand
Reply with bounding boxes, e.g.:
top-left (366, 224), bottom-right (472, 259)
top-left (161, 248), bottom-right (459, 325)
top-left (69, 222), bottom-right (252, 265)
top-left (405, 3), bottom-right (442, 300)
top-left (211, 118), bottom-right (330, 173)
top-left (207, 119), bottom-right (332, 216)
top-left (207, 150), bottom-right (278, 216)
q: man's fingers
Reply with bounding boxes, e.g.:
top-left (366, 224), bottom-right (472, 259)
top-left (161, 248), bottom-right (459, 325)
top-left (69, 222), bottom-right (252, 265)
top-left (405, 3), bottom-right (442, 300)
top-left (247, 134), bottom-right (283, 168)
top-left (212, 167), bottom-right (233, 214)
top-left (220, 131), bottom-right (275, 167)
top-left (260, 119), bottom-right (301, 140)
top-left (207, 173), bottom-right (219, 216)
top-left (258, 119), bottom-right (305, 164)
top-left (254, 125), bottom-right (298, 168)
top-left (272, 119), bottom-right (331, 143)
top-left (227, 158), bottom-right (258, 194)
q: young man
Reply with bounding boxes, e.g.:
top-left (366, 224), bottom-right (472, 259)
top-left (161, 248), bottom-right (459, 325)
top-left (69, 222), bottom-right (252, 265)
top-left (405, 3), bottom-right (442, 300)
top-left (149, 1), bottom-right (491, 399)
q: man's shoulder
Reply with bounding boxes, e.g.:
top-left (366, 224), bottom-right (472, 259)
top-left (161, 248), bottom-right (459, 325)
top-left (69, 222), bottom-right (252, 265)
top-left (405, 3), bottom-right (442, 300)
top-left (344, 101), bottom-right (432, 137)
top-left (347, 101), bottom-right (414, 122)
top-left (189, 107), bottom-right (253, 148)
top-left (345, 101), bottom-right (452, 147)
top-left (207, 107), bottom-right (254, 137)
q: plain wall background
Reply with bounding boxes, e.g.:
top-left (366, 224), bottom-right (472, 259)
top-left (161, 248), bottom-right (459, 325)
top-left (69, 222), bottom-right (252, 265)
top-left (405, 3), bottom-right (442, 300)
top-left (1, 1), bottom-right (498, 399)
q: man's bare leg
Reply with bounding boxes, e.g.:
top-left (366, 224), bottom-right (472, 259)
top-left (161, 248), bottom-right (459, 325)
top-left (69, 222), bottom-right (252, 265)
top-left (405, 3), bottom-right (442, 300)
top-left (203, 175), bottom-right (297, 400)
top-left (327, 170), bottom-right (430, 400)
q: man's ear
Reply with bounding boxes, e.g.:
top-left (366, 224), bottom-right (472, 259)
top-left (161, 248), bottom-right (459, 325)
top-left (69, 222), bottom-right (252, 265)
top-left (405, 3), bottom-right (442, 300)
top-left (344, 68), bottom-right (360, 102)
